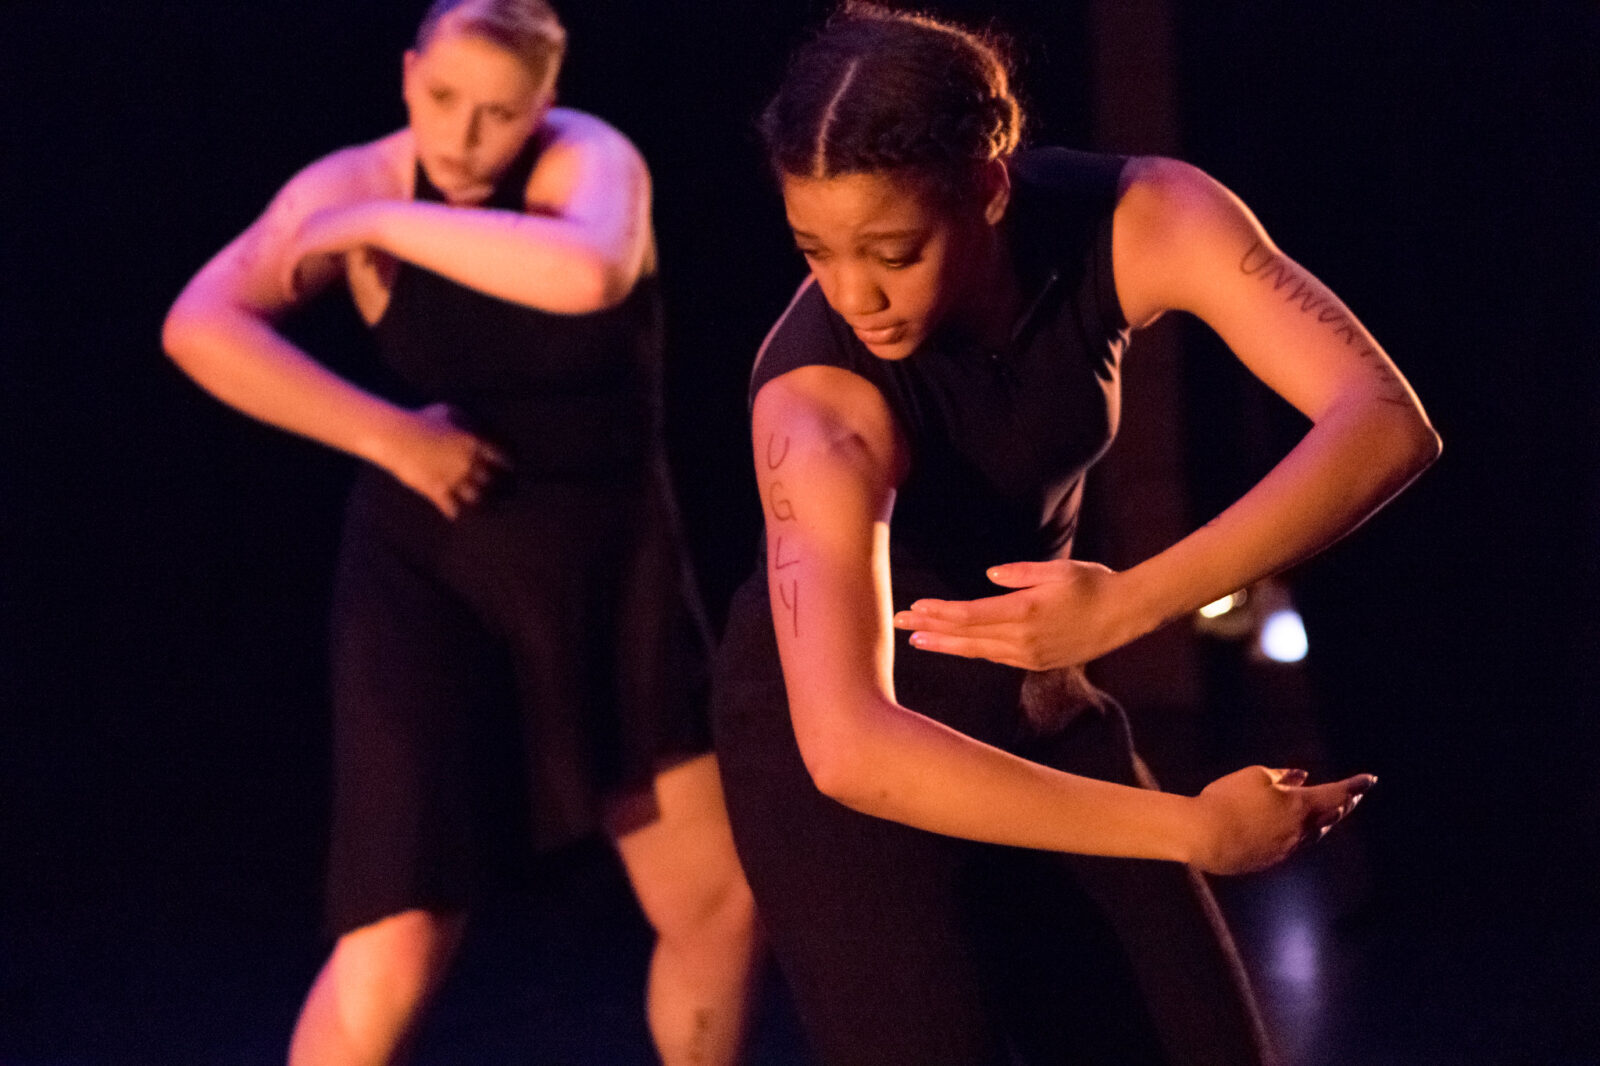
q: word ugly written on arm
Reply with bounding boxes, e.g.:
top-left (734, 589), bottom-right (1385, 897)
top-left (764, 433), bottom-right (802, 638)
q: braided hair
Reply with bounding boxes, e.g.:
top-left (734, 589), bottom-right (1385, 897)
top-left (761, 3), bottom-right (1023, 204)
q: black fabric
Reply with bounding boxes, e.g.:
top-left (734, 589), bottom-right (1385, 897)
top-left (325, 138), bottom-right (712, 937)
top-left (715, 148), bottom-right (1274, 1064)
top-left (373, 133), bottom-right (662, 481)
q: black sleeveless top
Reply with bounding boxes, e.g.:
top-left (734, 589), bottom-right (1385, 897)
top-left (750, 148), bottom-right (1130, 596)
top-left (373, 135), bottom-right (665, 483)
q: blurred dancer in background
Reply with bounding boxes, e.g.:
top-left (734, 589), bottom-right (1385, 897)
top-left (162, 2), bottom-right (756, 1062)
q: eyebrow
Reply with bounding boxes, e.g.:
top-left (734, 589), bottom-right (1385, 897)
top-left (789, 226), bottom-right (926, 243)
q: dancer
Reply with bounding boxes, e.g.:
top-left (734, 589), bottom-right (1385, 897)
top-left (712, 5), bottom-right (1439, 1064)
top-left (162, 2), bottom-right (755, 1063)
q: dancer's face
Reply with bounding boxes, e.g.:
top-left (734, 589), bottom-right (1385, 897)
top-left (781, 167), bottom-right (1008, 361)
top-left (403, 26), bottom-right (551, 205)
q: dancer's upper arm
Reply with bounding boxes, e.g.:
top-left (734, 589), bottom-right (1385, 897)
top-left (1112, 156), bottom-right (1436, 445)
top-left (526, 108), bottom-right (653, 304)
top-left (158, 141), bottom-right (427, 472)
top-left (749, 365), bottom-right (908, 795)
top-left (166, 146), bottom-right (373, 330)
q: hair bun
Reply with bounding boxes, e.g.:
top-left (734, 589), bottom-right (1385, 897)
top-left (762, 5), bottom-right (1025, 201)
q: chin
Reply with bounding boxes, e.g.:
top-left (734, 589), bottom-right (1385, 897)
top-left (867, 343), bottom-right (918, 361)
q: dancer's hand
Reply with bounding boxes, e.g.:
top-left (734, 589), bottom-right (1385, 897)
top-left (377, 403), bottom-right (510, 519)
top-left (893, 559), bottom-right (1142, 670)
top-left (1189, 766), bottom-right (1375, 875)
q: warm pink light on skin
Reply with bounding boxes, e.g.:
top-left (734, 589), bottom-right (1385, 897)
top-left (402, 23), bottom-right (552, 206)
top-left (780, 167), bottom-right (1010, 361)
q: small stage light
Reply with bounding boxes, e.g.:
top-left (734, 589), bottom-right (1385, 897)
top-left (1198, 591), bottom-right (1243, 619)
top-left (1259, 607), bottom-right (1309, 663)
top-left (1193, 578), bottom-right (1309, 663)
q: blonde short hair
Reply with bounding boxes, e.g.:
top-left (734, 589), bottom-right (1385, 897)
top-left (416, 0), bottom-right (566, 91)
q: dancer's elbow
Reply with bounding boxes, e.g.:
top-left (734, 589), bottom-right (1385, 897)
top-left (160, 300), bottom-right (209, 366)
top-left (790, 707), bottom-right (864, 803)
top-left (1374, 400), bottom-right (1443, 482)
top-left (791, 698), bottom-right (899, 810)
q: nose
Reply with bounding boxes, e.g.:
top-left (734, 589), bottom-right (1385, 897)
top-left (457, 108), bottom-right (483, 153)
top-left (826, 264), bottom-right (888, 318)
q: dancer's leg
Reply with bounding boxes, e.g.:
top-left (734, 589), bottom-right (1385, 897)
top-left (610, 753), bottom-right (759, 1066)
top-left (287, 908), bottom-right (466, 1066)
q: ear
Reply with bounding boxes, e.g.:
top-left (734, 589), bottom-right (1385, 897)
top-left (402, 48), bottom-right (420, 93)
top-left (979, 158), bottom-right (1011, 226)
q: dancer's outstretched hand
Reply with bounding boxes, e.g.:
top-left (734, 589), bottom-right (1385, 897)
top-left (892, 559), bottom-right (1140, 671)
top-left (1189, 766), bottom-right (1375, 875)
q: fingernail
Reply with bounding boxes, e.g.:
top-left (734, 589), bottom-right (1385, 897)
top-left (908, 632), bottom-right (926, 647)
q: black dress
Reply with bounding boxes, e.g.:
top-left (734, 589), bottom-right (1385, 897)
top-left (324, 135), bottom-right (711, 936)
top-left (712, 149), bottom-right (1275, 1066)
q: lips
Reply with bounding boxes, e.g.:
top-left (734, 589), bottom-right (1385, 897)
top-left (429, 159), bottom-right (492, 203)
top-left (853, 322), bottom-right (907, 347)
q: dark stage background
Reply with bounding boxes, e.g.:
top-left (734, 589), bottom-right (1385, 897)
top-left (3, 1), bottom-right (1597, 1063)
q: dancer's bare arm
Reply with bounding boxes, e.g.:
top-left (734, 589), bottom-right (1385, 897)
top-left (895, 158), bottom-right (1440, 669)
top-left (753, 364), bottom-right (1372, 874)
top-left (162, 140), bottom-right (505, 519)
top-left (282, 110), bottom-right (653, 314)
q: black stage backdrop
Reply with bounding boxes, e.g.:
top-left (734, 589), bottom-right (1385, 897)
top-left (3, 0), bottom-right (1597, 1061)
